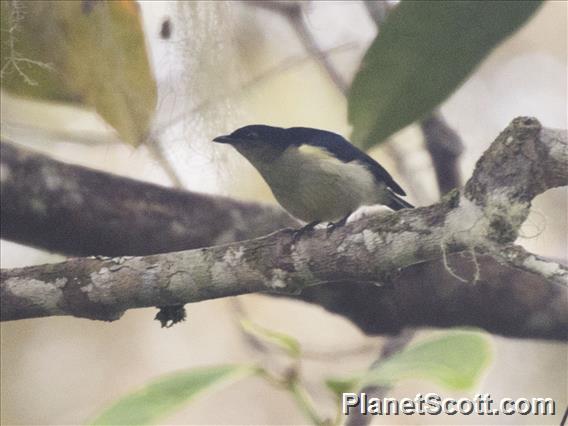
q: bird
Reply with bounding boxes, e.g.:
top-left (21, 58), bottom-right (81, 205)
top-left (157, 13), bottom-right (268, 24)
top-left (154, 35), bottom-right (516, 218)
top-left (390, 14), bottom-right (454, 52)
top-left (213, 125), bottom-right (413, 234)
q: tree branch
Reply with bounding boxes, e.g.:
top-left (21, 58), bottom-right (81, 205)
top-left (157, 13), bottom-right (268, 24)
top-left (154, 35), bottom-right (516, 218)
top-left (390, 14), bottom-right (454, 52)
top-left (244, 0), bottom-right (349, 95)
top-left (420, 112), bottom-right (464, 195)
top-left (298, 251), bottom-right (567, 341)
top-left (0, 141), bottom-right (297, 256)
top-left (1, 118), bottom-right (567, 341)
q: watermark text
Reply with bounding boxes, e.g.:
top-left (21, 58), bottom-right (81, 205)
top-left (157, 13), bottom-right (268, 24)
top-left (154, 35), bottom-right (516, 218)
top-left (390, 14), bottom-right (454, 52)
top-left (342, 393), bottom-right (556, 416)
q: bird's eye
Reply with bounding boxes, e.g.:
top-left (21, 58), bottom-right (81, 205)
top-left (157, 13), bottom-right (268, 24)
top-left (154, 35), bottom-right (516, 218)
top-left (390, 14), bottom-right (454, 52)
top-left (246, 131), bottom-right (258, 139)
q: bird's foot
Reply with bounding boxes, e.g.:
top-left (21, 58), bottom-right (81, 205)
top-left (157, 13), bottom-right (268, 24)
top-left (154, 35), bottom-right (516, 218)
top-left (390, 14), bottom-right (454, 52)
top-left (287, 220), bottom-right (320, 242)
top-left (326, 214), bottom-right (350, 235)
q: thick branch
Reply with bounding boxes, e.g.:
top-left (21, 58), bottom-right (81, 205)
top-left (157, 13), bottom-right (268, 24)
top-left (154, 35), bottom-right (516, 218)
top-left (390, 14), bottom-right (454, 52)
top-left (299, 252), bottom-right (567, 341)
top-left (465, 118), bottom-right (567, 244)
top-left (1, 118), bottom-right (567, 341)
top-left (2, 232), bottom-right (566, 340)
top-left (0, 141), bottom-right (297, 256)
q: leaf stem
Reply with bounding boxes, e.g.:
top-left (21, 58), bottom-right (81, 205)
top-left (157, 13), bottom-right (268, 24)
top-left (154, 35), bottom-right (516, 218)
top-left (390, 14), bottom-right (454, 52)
top-left (288, 380), bottom-right (328, 426)
top-left (256, 366), bottom-right (328, 426)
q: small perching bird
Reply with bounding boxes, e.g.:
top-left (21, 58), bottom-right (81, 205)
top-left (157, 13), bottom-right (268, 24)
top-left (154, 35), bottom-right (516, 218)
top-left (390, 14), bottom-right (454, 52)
top-left (213, 125), bottom-right (413, 232)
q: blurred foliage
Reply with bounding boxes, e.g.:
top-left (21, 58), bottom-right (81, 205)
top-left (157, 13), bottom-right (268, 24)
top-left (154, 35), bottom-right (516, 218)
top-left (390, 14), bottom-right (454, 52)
top-left (90, 329), bottom-right (491, 425)
top-left (1, 2), bottom-right (505, 424)
top-left (90, 364), bottom-right (256, 425)
top-left (240, 318), bottom-right (302, 358)
top-left (0, 0), bottom-right (156, 146)
top-left (327, 331), bottom-right (491, 396)
top-left (349, 0), bottom-right (542, 149)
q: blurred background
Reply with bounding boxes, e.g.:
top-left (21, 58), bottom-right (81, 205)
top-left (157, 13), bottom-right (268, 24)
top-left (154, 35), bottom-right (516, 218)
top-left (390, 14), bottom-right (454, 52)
top-left (1, 1), bottom-right (566, 424)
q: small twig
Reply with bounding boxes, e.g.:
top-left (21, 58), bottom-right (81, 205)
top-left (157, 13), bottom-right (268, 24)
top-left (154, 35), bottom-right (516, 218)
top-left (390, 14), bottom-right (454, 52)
top-left (230, 299), bottom-right (273, 354)
top-left (144, 137), bottom-right (185, 188)
top-left (152, 41), bottom-right (357, 137)
top-left (232, 297), bottom-right (380, 360)
top-left (420, 112), bottom-right (464, 195)
top-left (244, 0), bottom-right (349, 95)
top-left (288, 380), bottom-right (327, 426)
top-left (256, 366), bottom-right (327, 426)
top-left (287, 9), bottom-right (349, 95)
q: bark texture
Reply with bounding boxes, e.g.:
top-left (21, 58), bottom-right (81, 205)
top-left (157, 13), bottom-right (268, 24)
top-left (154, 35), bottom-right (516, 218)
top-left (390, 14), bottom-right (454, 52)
top-left (1, 118), bottom-right (567, 341)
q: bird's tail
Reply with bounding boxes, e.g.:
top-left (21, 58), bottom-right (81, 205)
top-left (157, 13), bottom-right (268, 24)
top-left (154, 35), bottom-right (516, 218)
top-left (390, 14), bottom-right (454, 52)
top-left (387, 190), bottom-right (414, 211)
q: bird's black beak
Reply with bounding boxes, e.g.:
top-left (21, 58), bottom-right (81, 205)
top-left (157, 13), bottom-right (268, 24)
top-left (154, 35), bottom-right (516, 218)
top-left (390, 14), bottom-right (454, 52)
top-left (212, 135), bottom-right (233, 144)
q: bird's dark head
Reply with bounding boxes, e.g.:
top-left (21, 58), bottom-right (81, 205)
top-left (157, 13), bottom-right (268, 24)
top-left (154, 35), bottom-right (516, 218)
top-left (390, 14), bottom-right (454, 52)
top-left (213, 124), bottom-right (337, 146)
top-left (213, 125), bottom-right (286, 146)
top-left (213, 125), bottom-right (292, 162)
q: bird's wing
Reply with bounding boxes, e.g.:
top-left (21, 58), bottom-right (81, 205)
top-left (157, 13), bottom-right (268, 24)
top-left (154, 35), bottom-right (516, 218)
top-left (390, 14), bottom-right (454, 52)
top-left (289, 128), bottom-right (406, 196)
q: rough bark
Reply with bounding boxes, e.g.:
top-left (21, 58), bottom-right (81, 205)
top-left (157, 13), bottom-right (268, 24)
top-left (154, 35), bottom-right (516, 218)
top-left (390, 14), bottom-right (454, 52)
top-left (1, 118), bottom-right (566, 340)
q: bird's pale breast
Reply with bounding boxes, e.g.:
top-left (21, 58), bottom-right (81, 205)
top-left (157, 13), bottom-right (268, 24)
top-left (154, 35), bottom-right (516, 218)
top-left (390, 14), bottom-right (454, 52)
top-left (257, 146), bottom-right (385, 222)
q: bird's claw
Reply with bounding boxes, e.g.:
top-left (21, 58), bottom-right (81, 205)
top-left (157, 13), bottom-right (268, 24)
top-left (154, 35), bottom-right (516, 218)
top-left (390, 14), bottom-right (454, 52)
top-left (286, 216), bottom-right (350, 241)
top-left (326, 215), bottom-right (350, 235)
top-left (288, 221), bottom-right (320, 242)
top-left (326, 222), bottom-right (337, 235)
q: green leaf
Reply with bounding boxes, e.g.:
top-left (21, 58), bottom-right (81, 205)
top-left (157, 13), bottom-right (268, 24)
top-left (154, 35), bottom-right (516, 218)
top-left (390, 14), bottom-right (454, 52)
top-left (90, 365), bottom-right (255, 425)
top-left (325, 377), bottom-right (359, 397)
top-left (240, 319), bottom-right (302, 358)
top-left (1, 1), bottom-right (157, 146)
top-left (327, 331), bottom-right (491, 396)
top-left (349, 0), bottom-right (542, 148)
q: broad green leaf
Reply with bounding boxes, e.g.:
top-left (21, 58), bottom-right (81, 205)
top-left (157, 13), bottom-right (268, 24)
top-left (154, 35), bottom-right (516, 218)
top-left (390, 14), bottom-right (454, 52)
top-left (349, 1), bottom-right (542, 148)
top-left (0, 1), bottom-right (156, 146)
top-left (327, 331), bottom-right (491, 396)
top-left (90, 365), bottom-right (255, 425)
top-left (240, 319), bottom-right (302, 358)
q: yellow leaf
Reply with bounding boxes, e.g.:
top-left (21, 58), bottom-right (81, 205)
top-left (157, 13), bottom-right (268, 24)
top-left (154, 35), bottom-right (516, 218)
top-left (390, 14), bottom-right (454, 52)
top-left (1, 0), bottom-right (157, 146)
